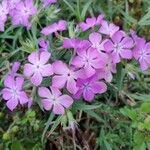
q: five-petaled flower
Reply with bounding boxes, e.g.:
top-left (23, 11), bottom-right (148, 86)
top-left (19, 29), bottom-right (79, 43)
top-left (2, 75), bottom-right (29, 111)
top-left (104, 31), bottom-right (133, 63)
top-left (38, 86), bottom-right (73, 115)
top-left (24, 51), bottom-right (53, 86)
top-left (133, 38), bottom-right (150, 71)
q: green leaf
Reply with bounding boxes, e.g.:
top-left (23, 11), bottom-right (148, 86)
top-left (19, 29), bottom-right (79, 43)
top-left (140, 103), bottom-right (150, 113)
top-left (11, 141), bottom-right (23, 150)
top-left (42, 112), bottom-right (55, 145)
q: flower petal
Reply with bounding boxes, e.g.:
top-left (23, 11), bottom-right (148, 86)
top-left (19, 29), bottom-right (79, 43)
top-left (39, 51), bottom-right (51, 65)
top-left (28, 51), bottom-right (39, 64)
top-left (83, 89), bottom-right (95, 102)
top-left (71, 56), bottom-right (84, 68)
top-left (42, 99), bottom-right (53, 111)
top-left (112, 31), bottom-right (124, 43)
top-left (6, 98), bottom-right (18, 111)
top-left (38, 87), bottom-right (52, 98)
top-left (19, 91), bottom-right (29, 105)
top-left (120, 50), bottom-right (132, 59)
top-left (91, 82), bottom-right (107, 93)
top-left (15, 77), bottom-right (24, 90)
top-left (58, 95), bottom-right (73, 108)
top-left (4, 75), bottom-right (15, 88)
top-left (89, 32), bottom-right (102, 47)
top-left (121, 37), bottom-right (134, 49)
top-left (2, 88), bottom-right (12, 100)
top-left (104, 40), bottom-right (114, 52)
top-left (53, 103), bottom-right (65, 115)
top-left (31, 72), bottom-right (43, 86)
top-left (41, 64), bottom-right (53, 76)
top-left (52, 75), bottom-right (66, 89)
top-left (66, 78), bottom-right (78, 94)
top-left (24, 64), bottom-right (34, 77)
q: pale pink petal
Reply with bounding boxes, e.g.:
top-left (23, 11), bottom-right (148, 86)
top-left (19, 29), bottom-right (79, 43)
top-left (15, 77), bottom-right (24, 90)
top-left (139, 59), bottom-right (149, 71)
top-left (39, 51), bottom-right (51, 65)
top-left (104, 40), bottom-right (114, 52)
top-left (58, 95), bottom-right (73, 108)
top-left (6, 98), bottom-right (18, 111)
top-left (121, 37), bottom-right (134, 48)
top-left (112, 31), bottom-right (124, 43)
top-left (53, 103), bottom-right (65, 115)
top-left (84, 65), bottom-right (96, 78)
top-left (52, 75), bottom-right (66, 89)
top-left (120, 50), bottom-right (132, 59)
top-left (42, 99), bottom-right (53, 110)
top-left (19, 91), bottom-right (29, 104)
top-left (66, 78), bottom-right (78, 94)
top-left (41, 64), bottom-right (53, 76)
top-left (4, 75), bottom-right (15, 88)
top-left (24, 64), bottom-right (34, 77)
top-left (52, 61), bottom-right (68, 75)
top-left (83, 90), bottom-right (95, 102)
top-left (112, 52), bottom-right (121, 63)
top-left (38, 87), bottom-right (52, 98)
top-left (91, 82), bottom-right (107, 93)
top-left (71, 56), bottom-right (84, 68)
top-left (31, 72), bottom-right (43, 86)
top-left (28, 51), bottom-right (39, 64)
top-left (2, 88), bottom-right (12, 100)
top-left (50, 86), bottom-right (62, 98)
top-left (89, 32), bottom-right (102, 46)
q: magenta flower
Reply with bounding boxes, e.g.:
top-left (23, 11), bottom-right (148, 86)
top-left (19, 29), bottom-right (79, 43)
top-left (99, 20), bottom-right (119, 37)
top-left (74, 75), bottom-right (107, 102)
top-left (10, 0), bottom-right (37, 28)
top-left (41, 20), bottom-right (67, 36)
top-left (24, 51), bottom-right (53, 86)
top-left (79, 14), bottom-right (104, 31)
top-left (52, 61), bottom-right (78, 94)
top-left (98, 55), bottom-right (116, 82)
top-left (104, 31), bottom-right (133, 63)
top-left (0, 0), bottom-right (9, 31)
top-left (2, 75), bottom-right (29, 111)
top-left (42, 0), bottom-right (57, 6)
top-left (133, 38), bottom-right (150, 71)
top-left (38, 86), bottom-right (73, 115)
top-left (71, 47), bottom-right (106, 78)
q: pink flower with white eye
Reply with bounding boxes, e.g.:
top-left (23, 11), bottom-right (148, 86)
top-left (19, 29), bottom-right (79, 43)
top-left (0, 0), bottom-right (9, 31)
top-left (24, 51), bottom-right (53, 86)
top-left (38, 86), bottom-right (73, 115)
top-left (99, 20), bottom-right (119, 37)
top-left (52, 61), bottom-right (78, 94)
top-left (10, 0), bottom-right (37, 28)
top-left (74, 75), bottom-right (107, 102)
top-left (133, 38), bottom-right (150, 71)
top-left (2, 75), bottom-right (29, 111)
top-left (41, 20), bottom-right (67, 36)
top-left (71, 47), bottom-right (107, 78)
top-left (104, 31), bottom-right (133, 63)
top-left (79, 14), bottom-right (104, 31)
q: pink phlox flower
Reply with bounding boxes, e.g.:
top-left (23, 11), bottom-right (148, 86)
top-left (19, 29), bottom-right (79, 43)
top-left (24, 51), bottom-right (53, 86)
top-left (74, 75), bottom-right (107, 102)
top-left (79, 14), bottom-right (104, 31)
top-left (2, 75), bottom-right (29, 111)
top-left (133, 38), bottom-right (150, 71)
top-left (71, 47), bottom-right (107, 78)
top-left (0, 0), bottom-right (9, 31)
top-left (104, 31), bottom-right (133, 63)
top-left (10, 0), bottom-right (37, 28)
top-left (41, 20), bottom-right (67, 35)
top-left (38, 86), bottom-right (73, 115)
top-left (99, 20), bottom-right (119, 37)
top-left (52, 61), bottom-right (78, 94)
top-left (42, 0), bottom-right (57, 7)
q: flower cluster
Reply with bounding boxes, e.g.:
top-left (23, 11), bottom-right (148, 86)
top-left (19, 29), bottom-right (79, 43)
top-left (1, 1), bottom-right (150, 115)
